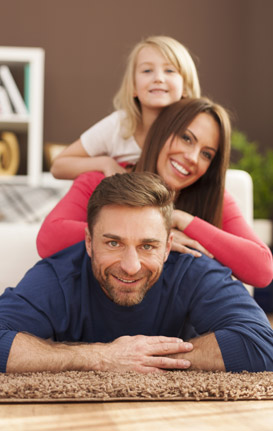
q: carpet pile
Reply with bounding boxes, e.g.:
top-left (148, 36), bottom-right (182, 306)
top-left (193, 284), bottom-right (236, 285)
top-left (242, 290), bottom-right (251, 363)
top-left (0, 370), bottom-right (273, 402)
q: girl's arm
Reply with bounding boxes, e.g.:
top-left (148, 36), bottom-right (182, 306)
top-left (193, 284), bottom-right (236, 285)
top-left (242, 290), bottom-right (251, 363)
top-left (51, 139), bottom-right (126, 179)
top-left (174, 191), bottom-right (273, 287)
top-left (36, 171), bottom-right (104, 257)
top-left (51, 111), bottom-right (130, 180)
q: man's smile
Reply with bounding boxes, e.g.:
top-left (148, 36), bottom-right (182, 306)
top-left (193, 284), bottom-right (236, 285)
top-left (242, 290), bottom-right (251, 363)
top-left (111, 274), bottom-right (143, 285)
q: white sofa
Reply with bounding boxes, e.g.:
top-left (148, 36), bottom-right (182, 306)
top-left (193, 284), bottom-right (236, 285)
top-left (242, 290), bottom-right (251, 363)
top-left (225, 169), bottom-right (253, 227)
top-left (0, 223), bottom-right (41, 292)
top-left (0, 170), bottom-right (254, 294)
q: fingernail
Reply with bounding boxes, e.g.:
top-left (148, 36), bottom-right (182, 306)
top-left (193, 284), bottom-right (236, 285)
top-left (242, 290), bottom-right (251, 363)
top-left (184, 342), bottom-right (193, 350)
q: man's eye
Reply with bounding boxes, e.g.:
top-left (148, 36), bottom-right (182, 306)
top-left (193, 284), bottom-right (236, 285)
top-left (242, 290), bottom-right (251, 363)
top-left (142, 244), bottom-right (153, 250)
top-left (108, 241), bottom-right (119, 247)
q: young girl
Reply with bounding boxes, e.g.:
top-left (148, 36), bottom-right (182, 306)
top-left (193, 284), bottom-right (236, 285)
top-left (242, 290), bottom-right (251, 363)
top-left (50, 35), bottom-right (200, 179)
top-left (37, 98), bottom-right (273, 288)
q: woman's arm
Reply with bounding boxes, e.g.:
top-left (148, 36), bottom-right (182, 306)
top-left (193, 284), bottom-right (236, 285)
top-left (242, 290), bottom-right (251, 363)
top-left (171, 211), bottom-right (214, 258)
top-left (181, 191), bottom-right (273, 287)
top-left (36, 171), bottom-right (104, 257)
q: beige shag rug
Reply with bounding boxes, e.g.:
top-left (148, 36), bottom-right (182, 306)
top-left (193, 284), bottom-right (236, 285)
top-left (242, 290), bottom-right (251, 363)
top-left (0, 370), bottom-right (273, 403)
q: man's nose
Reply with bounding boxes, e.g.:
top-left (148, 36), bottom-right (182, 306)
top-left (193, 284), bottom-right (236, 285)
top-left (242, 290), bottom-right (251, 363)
top-left (120, 247), bottom-right (141, 275)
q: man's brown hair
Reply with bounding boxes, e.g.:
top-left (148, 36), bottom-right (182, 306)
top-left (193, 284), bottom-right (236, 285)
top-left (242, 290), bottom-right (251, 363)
top-left (87, 172), bottom-right (174, 234)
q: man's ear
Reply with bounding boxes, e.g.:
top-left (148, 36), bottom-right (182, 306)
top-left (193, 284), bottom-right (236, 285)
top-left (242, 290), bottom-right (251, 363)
top-left (164, 232), bottom-right (173, 262)
top-left (85, 227), bottom-right (92, 257)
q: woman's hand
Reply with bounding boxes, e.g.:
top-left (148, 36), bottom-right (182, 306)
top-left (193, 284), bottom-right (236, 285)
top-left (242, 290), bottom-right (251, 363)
top-left (170, 228), bottom-right (213, 258)
top-left (171, 210), bottom-right (213, 258)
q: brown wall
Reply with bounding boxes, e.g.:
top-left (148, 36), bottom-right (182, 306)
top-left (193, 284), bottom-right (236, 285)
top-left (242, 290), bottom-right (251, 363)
top-left (1, 0), bottom-right (272, 169)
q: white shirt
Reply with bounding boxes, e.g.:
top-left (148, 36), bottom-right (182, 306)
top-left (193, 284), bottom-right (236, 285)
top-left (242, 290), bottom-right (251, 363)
top-left (81, 111), bottom-right (141, 164)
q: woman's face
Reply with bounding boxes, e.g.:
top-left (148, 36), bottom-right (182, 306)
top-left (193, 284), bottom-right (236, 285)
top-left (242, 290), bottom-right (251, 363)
top-left (156, 113), bottom-right (220, 191)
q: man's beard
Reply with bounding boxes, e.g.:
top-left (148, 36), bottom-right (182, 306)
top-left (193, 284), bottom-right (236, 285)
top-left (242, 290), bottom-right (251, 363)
top-left (91, 256), bottom-right (163, 307)
top-left (100, 269), bottom-right (152, 306)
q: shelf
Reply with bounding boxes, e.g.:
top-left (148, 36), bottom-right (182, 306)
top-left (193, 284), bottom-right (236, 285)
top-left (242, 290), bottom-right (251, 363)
top-left (0, 172), bottom-right (72, 190)
top-left (0, 114), bottom-right (29, 131)
top-left (0, 46), bottom-right (45, 186)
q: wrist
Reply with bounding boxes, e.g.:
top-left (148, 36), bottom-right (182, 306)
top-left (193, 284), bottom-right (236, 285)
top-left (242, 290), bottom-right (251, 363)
top-left (91, 156), bottom-right (111, 172)
top-left (173, 210), bottom-right (194, 230)
top-left (70, 342), bottom-right (107, 371)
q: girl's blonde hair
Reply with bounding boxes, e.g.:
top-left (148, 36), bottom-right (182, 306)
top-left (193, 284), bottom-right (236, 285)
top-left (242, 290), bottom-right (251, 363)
top-left (113, 35), bottom-right (201, 138)
top-left (135, 97), bottom-right (231, 228)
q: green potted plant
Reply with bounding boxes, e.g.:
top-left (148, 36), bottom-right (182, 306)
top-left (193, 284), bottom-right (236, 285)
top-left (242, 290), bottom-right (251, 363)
top-left (230, 130), bottom-right (273, 246)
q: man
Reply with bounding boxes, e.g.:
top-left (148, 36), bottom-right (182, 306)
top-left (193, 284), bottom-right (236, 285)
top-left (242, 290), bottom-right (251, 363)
top-left (0, 172), bottom-right (273, 374)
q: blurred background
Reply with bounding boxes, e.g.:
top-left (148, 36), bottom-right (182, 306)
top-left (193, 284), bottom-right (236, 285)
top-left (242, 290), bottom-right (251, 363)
top-left (0, 0), bottom-right (272, 156)
top-left (0, 0), bottom-right (272, 303)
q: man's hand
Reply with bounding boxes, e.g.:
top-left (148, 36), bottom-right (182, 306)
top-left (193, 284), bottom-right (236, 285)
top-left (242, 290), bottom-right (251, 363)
top-left (7, 333), bottom-right (193, 374)
top-left (7, 333), bottom-right (225, 374)
top-left (99, 335), bottom-right (193, 373)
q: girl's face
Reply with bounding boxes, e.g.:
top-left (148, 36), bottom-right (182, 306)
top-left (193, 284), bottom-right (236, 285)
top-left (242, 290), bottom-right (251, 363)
top-left (156, 113), bottom-right (220, 191)
top-left (134, 46), bottom-right (184, 114)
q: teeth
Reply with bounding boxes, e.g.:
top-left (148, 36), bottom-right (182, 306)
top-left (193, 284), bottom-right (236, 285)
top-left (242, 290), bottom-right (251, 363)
top-left (150, 89), bottom-right (167, 93)
top-left (171, 160), bottom-right (190, 176)
top-left (117, 277), bottom-right (137, 284)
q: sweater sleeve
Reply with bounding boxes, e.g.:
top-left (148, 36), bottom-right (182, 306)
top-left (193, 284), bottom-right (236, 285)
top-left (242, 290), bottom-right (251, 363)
top-left (0, 330), bottom-right (17, 373)
top-left (36, 171), bottom-right (105, 258)
top-left (184, 190), bottom-right (273, 287)
top-left (0, 263), bottom-right (62, 373)
top-left (179, 254), bottom-right (273, 372)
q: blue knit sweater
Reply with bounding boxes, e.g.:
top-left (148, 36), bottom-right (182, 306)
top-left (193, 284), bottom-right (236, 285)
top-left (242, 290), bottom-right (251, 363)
top-left (0, 242), bottom-right (272, 373)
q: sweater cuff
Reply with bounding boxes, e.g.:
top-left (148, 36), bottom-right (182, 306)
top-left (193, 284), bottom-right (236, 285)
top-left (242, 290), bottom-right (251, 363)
top-left (184, 217), bottom-right (217, 247)
top-left (215, 329), bottom-right (250, 372)
top-left (0, 331), bottom-right (18, 373)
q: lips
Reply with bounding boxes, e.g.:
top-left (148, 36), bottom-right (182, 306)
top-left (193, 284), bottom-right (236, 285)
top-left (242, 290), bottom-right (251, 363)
top-left (170, 160), bottom-right (190, 176)
top-left (149, 88), bottom-right (168, 93)
top-left (112, 274), bottom-right (141, 284)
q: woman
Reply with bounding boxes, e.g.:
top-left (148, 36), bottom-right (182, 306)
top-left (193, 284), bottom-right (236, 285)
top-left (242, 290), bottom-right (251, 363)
top-left (36, 98), bottom-right (273, 287)
top-left (135, 97), bottom-right (229, 256)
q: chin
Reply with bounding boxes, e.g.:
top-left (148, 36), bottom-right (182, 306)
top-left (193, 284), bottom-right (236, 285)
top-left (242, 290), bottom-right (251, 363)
top-left (114, 295), bottom-right (144, 307)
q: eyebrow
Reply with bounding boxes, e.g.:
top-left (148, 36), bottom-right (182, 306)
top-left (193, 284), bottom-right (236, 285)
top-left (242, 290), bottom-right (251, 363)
top-left (138, 61), bottom-right (174, 67)
top-left (186, 128), bottom-right (217, 153)
top-left (103, 234), bottom-right (162, 244)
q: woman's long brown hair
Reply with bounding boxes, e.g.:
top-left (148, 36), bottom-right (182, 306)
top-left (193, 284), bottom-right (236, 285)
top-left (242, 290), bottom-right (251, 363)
top-left (135, 98), bottom-right (231, 227)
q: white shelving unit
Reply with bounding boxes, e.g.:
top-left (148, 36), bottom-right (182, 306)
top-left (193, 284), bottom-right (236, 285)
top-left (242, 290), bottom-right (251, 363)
top-left (0, 47), bottom-right (44, 186)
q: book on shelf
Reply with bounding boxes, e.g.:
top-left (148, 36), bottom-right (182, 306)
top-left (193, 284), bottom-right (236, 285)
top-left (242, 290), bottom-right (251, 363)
top-left (24, 63), bottom-right (30, 111)
top-left (0, 85), bottom-right (13, 115)
top-left (0, 65), bottom-right (28, 115)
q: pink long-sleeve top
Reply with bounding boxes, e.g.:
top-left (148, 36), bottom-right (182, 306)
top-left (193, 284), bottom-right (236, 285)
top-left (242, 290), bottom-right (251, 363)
top-left (36, 171), bottom-right (273, 287)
